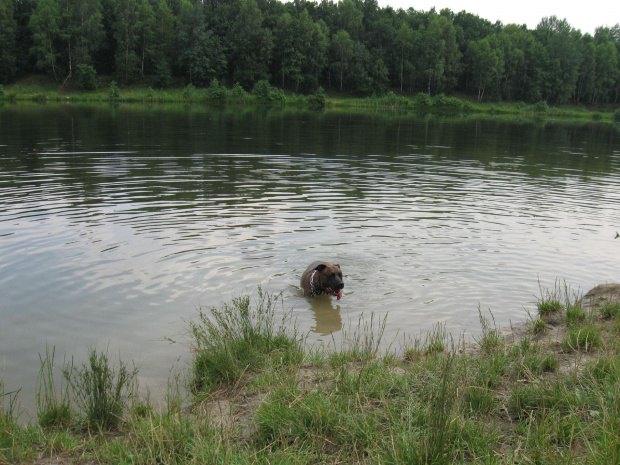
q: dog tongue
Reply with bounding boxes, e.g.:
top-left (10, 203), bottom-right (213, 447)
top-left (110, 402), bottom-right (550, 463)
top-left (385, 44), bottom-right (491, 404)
top-left (337, 290), bottom-right (343, 300)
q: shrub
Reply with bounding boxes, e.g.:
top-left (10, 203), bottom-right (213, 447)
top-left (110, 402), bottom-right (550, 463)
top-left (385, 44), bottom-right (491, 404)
top-left (109, 80), bottom-right (120, 100)
top-left (307, 86), bottom-right (326, 107)
top-left (562, 323), bottom-right (601, 352)
top-left (614, 108), bottom-right (620, 123)
top-left (63, 348), bottom-right (138, 430)
top-left (36, 345), bottom-right (72, 429)
top-left (600, 301), bottom-right (620, 319)
top-left (182, 83), bottom-right (196, 100)
top-left (413, 92), bottom-right (432, 109)
top-left (75, 64), bottom-right (97, 90)
top-left (532, 100), bottom-right (549, 113)
top-left (205, 78), bottom-right (228, 101)
top-left (230, 82), bottom-right (247, 100)
top-left (252, 80), bottom-right (285, 103)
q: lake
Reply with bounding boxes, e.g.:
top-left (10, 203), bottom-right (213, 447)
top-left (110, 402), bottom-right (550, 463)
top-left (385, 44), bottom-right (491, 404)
top-left (1, 103), bottom-right (619, 411)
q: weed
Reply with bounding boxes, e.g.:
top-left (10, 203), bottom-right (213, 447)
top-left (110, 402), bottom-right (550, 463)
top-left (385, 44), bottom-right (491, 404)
top-left (566, 304), bottom-right (587, 323)
top-left (562, 323), bottom-right (602, 352)
top-left (600, 301), bottom-right (620, 320)
top-left (36, 345), bottom-right (72, 429)
top-left (328, 312), bottom-right (388, 366)
top-left (424, 322), bottom-right (447, 353)
top-left (531, 318), bottom-right (547, 334)
top-left (476, 307), bottom-right (503, 350)
top-left (63, 348), bottom-right (139, 431)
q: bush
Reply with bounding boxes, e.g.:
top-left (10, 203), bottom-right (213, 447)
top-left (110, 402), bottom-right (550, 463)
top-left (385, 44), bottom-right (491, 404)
top-left (75, 64), bottom-right (97, 91)
top-left (182, 83), bottom-right (196, 100)
top-left (230, 82), bottom-right (247, 100)
top-left (532, 100), bottom-right (549, 113)
top-left (614, 108), bottom-right (620, 123)
top-left (252, 80), bottom-right (285, 103)
top-left (413, 92), bottom-right (432, 109)
top-left (108, 80), bottom-right (120, 100)
top-left (63, 349), bottom-right (138, 430)
top-left (206, 78), bottom-right (228, 101)
top-left (307, 86), bottom-right (326, 108)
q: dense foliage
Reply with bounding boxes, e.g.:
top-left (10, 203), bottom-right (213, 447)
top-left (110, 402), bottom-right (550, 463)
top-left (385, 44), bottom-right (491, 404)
top-left (1, 0), bottom-right (619, 104)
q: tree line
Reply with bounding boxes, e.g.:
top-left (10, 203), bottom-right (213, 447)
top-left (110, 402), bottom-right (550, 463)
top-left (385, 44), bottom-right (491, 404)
top-left (0, 0), bottom-right (619, 105)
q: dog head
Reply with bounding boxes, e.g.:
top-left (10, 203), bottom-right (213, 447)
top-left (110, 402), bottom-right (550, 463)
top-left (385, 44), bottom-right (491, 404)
top-left (314, 263), bottom-right (344, 300)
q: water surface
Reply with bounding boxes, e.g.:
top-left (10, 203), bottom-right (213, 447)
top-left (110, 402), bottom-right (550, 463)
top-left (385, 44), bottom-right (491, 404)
top-left (1, 103), bottom-right (619, 410)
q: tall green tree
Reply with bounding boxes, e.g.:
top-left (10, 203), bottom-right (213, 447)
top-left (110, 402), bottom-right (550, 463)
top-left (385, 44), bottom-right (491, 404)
top-left (395, 21), bottom-right (413, 92)
top-left (228, 0), bottom-right (272, 88)
top-left (465, 37), bottom-right (503, 101)
top-left (330, 29), bottom-right (354, 91)
top-left (49, 0), bottom-right (105, 84)
top-left (113, 0), bottom-right (140, 82)
top-left (414, 14), bottom-right (460, 95)
top-left (152, 0), bottom-right (176, 86)
top-left (0, 0), bottom-right (17, 83)
top-left (535, 16), bottom-right (581, 103)
top-left (177, 0), bottom-right (225, 86)
top-left (29, 0), bottom-right (61, 80)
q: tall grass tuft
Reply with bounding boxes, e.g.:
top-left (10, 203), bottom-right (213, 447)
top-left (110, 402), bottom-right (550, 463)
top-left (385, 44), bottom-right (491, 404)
top-left (36, 345), bottom-right (72, 429)
top-left (476, 307), bottom-right (503, 350)
top-left (385, 355), bottom-right (458, 464)
top-left (328, 312), bottom-right (388, 366)
top-left (188, 287), bottom-right (303, 393)
top-left (63, 348), bottom-right (139, 431)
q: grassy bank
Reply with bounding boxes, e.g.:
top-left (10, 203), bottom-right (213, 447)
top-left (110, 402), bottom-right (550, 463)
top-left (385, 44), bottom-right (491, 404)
top-left (2, 283), bottom-right (620, 464)
top-left (2, 76), bottom-right (619, 122)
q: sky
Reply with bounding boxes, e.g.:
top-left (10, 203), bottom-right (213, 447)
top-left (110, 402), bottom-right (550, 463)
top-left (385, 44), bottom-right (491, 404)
top-left (375, 0), bottom-right (620, 36)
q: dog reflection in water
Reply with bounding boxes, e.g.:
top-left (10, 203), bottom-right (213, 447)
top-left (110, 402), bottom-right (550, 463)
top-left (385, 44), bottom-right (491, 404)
top-left (309, 295), bottom-right (343, 336)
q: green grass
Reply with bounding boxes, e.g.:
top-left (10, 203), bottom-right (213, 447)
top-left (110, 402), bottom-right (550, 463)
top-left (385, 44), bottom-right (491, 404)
top-left (2, 75), bottom-right (618, 121)
top-left (188, 287), bottom-right (303, 394)
top-left (2, 283), bottom-right (620, 464)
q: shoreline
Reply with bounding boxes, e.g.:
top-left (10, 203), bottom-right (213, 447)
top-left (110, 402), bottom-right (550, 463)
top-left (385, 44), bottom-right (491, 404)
top-left (2, 282), bottom-right (620, 464)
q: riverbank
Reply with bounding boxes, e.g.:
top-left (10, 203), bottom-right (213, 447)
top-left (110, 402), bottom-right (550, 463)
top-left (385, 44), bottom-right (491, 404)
top-left (2, 282), bottom-right (620, 464)
top-left (2, 76), bottom-right (619, 123)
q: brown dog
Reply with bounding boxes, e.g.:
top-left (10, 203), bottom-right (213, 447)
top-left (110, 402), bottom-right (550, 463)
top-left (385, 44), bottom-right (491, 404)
top-left (300, 261), bottom-right (344, 300)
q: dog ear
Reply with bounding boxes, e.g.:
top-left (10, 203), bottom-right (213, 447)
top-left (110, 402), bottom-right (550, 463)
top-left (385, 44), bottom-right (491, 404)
top-left (334, 264), bottom-right (340, 269)
top-left (315, 264), bottom-right (327, 272)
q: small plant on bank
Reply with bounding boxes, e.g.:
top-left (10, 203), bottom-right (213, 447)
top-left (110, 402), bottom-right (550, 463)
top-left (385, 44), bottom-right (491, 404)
top-left (532, 100), bottom-right (549, 113)
top-left (63, 348), bottom-right (139, 431)
top-left (425, 322), bottom-right (447, 353)
top-left (307, 86), bottom-right (326, 108)
top-left (75, 64), bottom-right (98, 91)
top-left (537, 299), bottom-right (563, 317)
top-left (562, 323), bottom-right (602, 352)
top-left (600, 301), bottom-right (620, 320)
top-left (230, 82), bottom-right (248, 101)
top-left (565, 303), bottom-right (587, 323)
top-left (205, 78), bottom-right (228, 101)
top-left (530, 317), bottom-right (547, 334)
top-left (36, 345), bottom-right (72, 429)
top-left (108, 80), bottom-right (120, 100)
top-left (181, 83), bottom-right (196, 100)
top-left (252, 80), bottom-right (285, 103)
top-left (614, 108), bottom-right (620, 122)
top-left (476, 307), bottom-right (503, 350)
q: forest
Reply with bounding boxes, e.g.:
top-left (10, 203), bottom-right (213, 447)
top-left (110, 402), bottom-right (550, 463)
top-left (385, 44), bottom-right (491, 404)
top-left (0, 0), bottom-right (619, 105)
